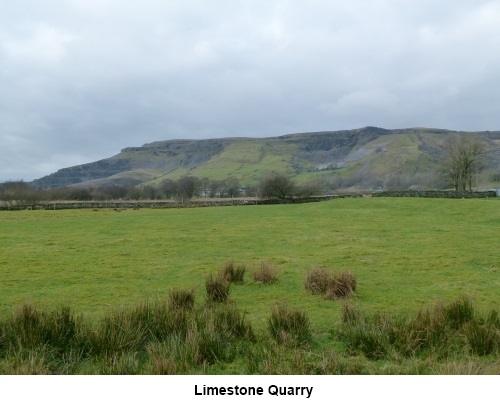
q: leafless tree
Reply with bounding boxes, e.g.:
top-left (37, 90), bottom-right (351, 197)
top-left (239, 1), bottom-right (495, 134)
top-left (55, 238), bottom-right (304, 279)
top-left (159, 179), bottom-right (177, 199)
top-left (199, 177), bottom-right (210, 198)
top-left (176, 176), bottom-right (200, 200)
top-left (225, 176), bottom-right (241, 198)
top-left (259, 173), bottom-right (296, 201)
top-left (441, 134), bottom-right (485, 191)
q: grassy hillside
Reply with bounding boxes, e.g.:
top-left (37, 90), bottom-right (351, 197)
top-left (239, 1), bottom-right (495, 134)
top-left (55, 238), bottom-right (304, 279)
top-left (30, 127), bottom-right (500, 190)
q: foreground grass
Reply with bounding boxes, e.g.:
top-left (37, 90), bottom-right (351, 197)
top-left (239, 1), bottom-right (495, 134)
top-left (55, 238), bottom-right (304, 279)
top-left (0, 198), bottom-right (498, 373)
top-left (0, 296), bottom-right (498, 374)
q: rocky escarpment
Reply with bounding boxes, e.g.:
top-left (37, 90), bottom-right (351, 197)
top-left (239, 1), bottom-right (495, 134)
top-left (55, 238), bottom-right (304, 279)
top-left (31, 138), bottom-right (226, 189)
top-left (31, 159), bottom-right (136, 189)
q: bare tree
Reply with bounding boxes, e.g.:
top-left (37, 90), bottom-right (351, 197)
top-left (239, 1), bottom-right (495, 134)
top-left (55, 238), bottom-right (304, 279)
top-left (142, 185), bottom-right (160, 200)
top-left (259, 173), bottom-right (296, 201)
top-left (225, 176), bottom-right (241, 198)
top-left (159, 179), bottom-right (177, 199)
top-left (441, 135), bottom-right (485, 191)
top-left (176, 176), bottom-right (200, 200)
top-left (214, 179), bottom-right (228, 198)
top-left (199, 177), bottom-right (210, 198)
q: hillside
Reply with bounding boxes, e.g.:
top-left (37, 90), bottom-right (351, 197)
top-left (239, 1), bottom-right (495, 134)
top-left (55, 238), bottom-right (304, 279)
top-left (30, 127), bottom-right (500, 190)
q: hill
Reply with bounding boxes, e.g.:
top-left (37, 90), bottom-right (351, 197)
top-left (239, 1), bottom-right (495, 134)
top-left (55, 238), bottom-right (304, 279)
top-left (30, 127), bottom-right (500, 190)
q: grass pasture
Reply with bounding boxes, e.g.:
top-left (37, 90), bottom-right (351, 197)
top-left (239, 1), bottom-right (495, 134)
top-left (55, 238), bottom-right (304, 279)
top-left (0, 198), bottom-right (499, 374)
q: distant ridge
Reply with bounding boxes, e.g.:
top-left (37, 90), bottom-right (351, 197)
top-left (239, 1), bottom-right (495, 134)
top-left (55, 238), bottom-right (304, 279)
top-left (30, 127), bottom-right (500, 190)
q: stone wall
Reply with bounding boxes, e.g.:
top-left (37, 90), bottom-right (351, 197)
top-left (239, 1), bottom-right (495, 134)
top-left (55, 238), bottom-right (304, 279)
top-left (1, 199), bottom-right (254, 211)
top-left (1, 191), bottom-right (496, 211)
top-left (372, 190), bottom-right (497, 198)
top-left (0, 195), bottom-right (361, 211)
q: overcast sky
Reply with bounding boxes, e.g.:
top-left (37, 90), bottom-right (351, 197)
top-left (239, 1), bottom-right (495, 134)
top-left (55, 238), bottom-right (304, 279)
top-left (1, 0), bottom-right (499, 181)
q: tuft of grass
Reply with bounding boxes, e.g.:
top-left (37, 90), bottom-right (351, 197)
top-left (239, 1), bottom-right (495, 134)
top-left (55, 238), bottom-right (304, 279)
top-left (2, 347), bottom-right (54, 375)
top-left (146, 343), bottom-right (180, 374)
top-left (7, 303), bottom-right (79, 351)
top-left (82, 300), bottom-right (191, 357)
top-left (341, 302), bottom-right (362, 325)
top-left (175, 304), bottom-right (254, 366)
top-left (463, 320), bottom-right (499, 356)
top-left (304, 268), bottom-right (357, 300)
top-left (268, 302), bottom-right (311, 347)
top-left (94, 352), bottom-right (142, 375)
top-left (220, 261), bottom-right (246, 283)
top-left (304, 268), bottom-right (331, 294)
top-left (325, 272), bottom-right (357, 300)
top-left (443, 294), bottom-right (475, 329)
top-left (252, 261), bottom-right (279, 284)
top-left (205, 274), bottom-right (230, 302)
top-left (168, 288), bottom-right (195, 311)
top-left (338, 296), bottom-right (499, 361)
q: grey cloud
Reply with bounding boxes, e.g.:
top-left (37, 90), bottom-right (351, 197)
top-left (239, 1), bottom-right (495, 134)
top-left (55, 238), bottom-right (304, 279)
top-left (1, 0), bottom-right (499, 181)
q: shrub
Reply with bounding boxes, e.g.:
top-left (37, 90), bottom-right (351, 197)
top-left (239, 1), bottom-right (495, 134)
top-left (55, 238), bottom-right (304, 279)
top-left (168, 288), bottom-right (195, 311)
top-left (220, 261), bottom-right (246, 283)
top-left (205, 274), bottom-right (230, 302)
top-left (304, 268), bottom-right (331, 294)
top-left (252, 261), bottom-right (279, 284)
top-left (268, 302), bottom-right (311, 346)
top-left (325, 272), bottom-right (357, 299)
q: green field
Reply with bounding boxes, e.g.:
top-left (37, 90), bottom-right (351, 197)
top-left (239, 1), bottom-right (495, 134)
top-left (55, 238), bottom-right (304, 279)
top-left (1, 198), bottom-right (498, 321)
top-left (1, 198), bottom-right (499, 373)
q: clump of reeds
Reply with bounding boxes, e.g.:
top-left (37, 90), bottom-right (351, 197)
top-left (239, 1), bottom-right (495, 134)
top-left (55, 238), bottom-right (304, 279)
top-left (304, 267), bottom-right (331, 294)
top-left (268, 302), bottom-right (311, 347)
top-left (338, 295), bottom-right (499, 360)
top-left (252, 261), bottom-right (279, 284)
top-left (8, 303), bottom-right (78, 351)
top-left (219, 261), bottom-right (246, 283)
top-left (168, 288), bottom-right (195, 311)
top-left (205, 274), bottom-right (230, 302)
top-left (305, 268), bottom-right (357, 299)
top-left (325, 272), bottom-right (357, 299)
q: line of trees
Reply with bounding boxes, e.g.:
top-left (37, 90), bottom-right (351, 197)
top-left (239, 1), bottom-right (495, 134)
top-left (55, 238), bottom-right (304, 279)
top-left (0, 176), bottom-right (251, 207)
top-left (1, 173), bottom-right (325, 208)
top-left (0, 181), bottom-right (41, 209)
